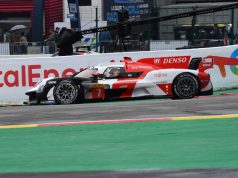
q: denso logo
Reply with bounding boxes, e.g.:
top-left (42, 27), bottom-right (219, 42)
top-left (0, 65), bottom-right (83, 88)
top-left (164, 57), bottom-right (188, 64)
top-left (154, 57), bottom-right (188, 64)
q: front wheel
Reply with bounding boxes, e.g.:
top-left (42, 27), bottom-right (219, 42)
top-left (53, 80), bottom-right (81, 104)
top-left (172, 73), bottom-right (200, 99)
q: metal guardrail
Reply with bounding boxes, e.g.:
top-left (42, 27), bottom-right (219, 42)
top-left (176, 39), bottom-right (228, 49)
top-left (0, 39), bottom-right (230, 55)
top-left (0, 43), bottom-right (10, 55)
top-left (149, 40), bottom-right (189, 51)
top-left (0, 42), bottom-right (57, 55)
top-left (99, 40), bottom-right (149, 53)
top-left (0, 41), bottom-right (149, 55)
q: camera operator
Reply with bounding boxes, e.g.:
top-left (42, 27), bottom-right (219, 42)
top-left (118, 7), bottom-right (129, 23)
top-left (113, 7), bottom-right (131, 52)
top-left (117, 7), bottom-right (131, 38)
top-left (57, 27), bottom-right (83, 56)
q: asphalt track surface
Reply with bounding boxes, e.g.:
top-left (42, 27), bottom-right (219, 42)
top-left (1, 93), bottom-right (238, 178)
top-left (0, 94), bottom-right (238, 126)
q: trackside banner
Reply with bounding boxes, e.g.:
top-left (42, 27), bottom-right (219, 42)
top-left (1, 45), bottom-right (238, 104)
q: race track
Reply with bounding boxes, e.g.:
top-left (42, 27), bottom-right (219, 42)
top-left (0, 93), bottom-right (238, 178)
top-left (0, 93), bottom-right (238, 125)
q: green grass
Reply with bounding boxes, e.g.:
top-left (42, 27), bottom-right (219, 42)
top-left (214, 88), bottom-right (238, 95)
top-left (0, 118), bottom-right (238, 173)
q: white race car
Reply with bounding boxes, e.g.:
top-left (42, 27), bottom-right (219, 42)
top-left (25, 56), bottom-right (213, 104)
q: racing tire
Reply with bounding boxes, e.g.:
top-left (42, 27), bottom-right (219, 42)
top-left (172, 73), bottom-right (200, 99)
top-left (53, 80), bottom-right (81, 104)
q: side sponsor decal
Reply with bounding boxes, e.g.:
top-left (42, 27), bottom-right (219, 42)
top-left (154, 72), bottom-right (168, 78)
top-left (198, 57), bottom-right (213, 72)
top-left (0, 65), bottom-right (84, 88)
top-left (112, 81), bottom-right (137, 98)
top-left (92, 84), bottom-right (105, 99)
top-left (137, 56), bottom-right (191, 69)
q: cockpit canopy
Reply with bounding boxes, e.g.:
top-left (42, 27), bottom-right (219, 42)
top-left (103, 67), bottom-right (125, 78)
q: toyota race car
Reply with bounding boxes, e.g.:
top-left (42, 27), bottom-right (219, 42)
top-left (25, 57), bottom-right (213, 104)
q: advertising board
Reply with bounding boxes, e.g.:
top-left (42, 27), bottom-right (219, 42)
top-left (1, 45), bottom-right (238, 104)
top-left (103, 0), bottom-right (153, 22)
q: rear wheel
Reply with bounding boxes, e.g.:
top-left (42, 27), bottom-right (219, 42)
top-left (172, 73), bottom-right (200, 99)
top-left (53, 80), bottom-right (81, 104)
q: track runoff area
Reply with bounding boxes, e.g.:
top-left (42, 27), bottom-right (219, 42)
top-left (0, 90), bottom-right (238, 177)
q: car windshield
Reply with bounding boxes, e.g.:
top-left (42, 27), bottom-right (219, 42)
top-left (74, 68), bottom-right (98, 78)
top-left (103, 67), bottom-right (125, 78)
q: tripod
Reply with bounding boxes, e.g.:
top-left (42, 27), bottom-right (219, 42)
top-left (112, 35), bottom-right (127, 52)
top-left (112, 23), bottom-right (131, 52)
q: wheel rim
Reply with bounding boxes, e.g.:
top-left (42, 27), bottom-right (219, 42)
top-left (55, 82), bottom-right (78, 104)
top-left (176, 76), bottom-right (197, 98)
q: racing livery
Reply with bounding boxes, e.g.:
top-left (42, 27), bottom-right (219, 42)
top-left (25, 56), bottom-right (213, 104)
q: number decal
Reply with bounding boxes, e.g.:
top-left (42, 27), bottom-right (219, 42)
top-left (92, 87), bottom-right (105, 99)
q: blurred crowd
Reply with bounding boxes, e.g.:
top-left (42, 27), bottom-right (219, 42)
top-left (195, 23), bottom-right (237, 47)
top-left (1, 9), bottom-right (238, 55)
top-left (1, 26), bottom-right (84, 56)
top-left (2, 29), bottom-right (29, 54)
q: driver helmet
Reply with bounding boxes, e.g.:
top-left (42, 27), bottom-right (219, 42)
top-left (110, 67), bottom-right (121, 77)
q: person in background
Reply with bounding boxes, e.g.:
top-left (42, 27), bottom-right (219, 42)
top-left (54, 27), bottom-right (60, 44)
top-left (57, 28), bottom-right (83, 56)
top-left (226, 24), bottom-right (235, 45)
top-left (118, 7), bottom-right (129, 23)
top-left (198, 28), bottom-right (209, 47)
top-left (117, 6), bottom-right (130, 38)
top-left (11, 30), bottom-right (21, 54)
top-left (27, 28), bottom-right (32, 42)
top-left (234, 24), bottom-right (238, 44)
top-left (3, 29), bottom-right (11, 43)
top-left (47, 28), bottom-right (57, 54)
top-left (20, 32), bottom-right (28, 54)
top-left (210, 24), bottom-right (222, 39)
top-left (114, 7), bottom-right (131, 52)
top-left (99, 31), bottom-right (112, 53)
top-left (12, 31), bottom-right (20, 43)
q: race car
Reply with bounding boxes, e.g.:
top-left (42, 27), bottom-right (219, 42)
top-left (25, 56), bottom-right (213, 104)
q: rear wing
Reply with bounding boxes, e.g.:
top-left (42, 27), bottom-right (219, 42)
top-left (137, 56), bottom-right (213, 71)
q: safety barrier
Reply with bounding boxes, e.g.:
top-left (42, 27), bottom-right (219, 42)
top-left (0, 42), bottom-right (56, 55)
top-left (0, 40), bottom-right (195, 55)
top-left (149, 40), bottom-right (189, 51)
top-left (99, 40), bottom-right (149, 53)
top-left (1, 45), bottom-right (238, 105)
top-left (0, 43), bottom-right (10, 55)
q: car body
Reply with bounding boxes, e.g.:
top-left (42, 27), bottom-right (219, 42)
top-left (25, 57), bottom-right (213, 104)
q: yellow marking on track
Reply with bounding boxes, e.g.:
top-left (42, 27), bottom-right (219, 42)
top-left (0, 124), bottom-right (38, 129)
top-left (0, 114), bottom-right (238, 130)
top-left (171, 114), bottom-right (238, 121)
